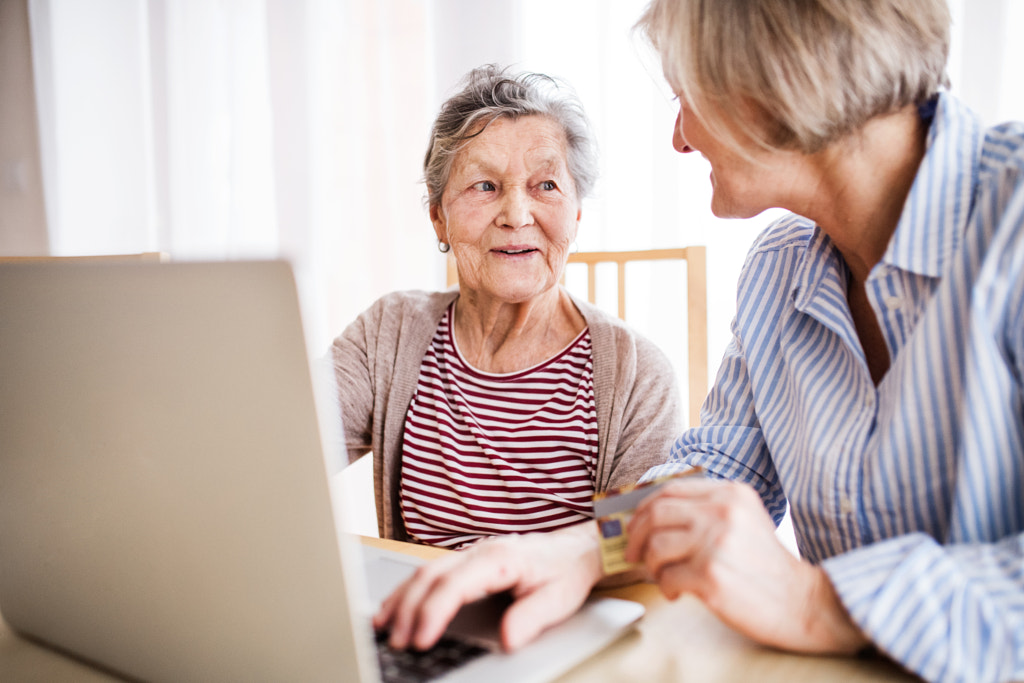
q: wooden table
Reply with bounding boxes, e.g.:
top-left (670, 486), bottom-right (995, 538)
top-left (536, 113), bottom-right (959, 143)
top-left (0, 536), bottom-right (918, 682)
top-left (359, 537), bottom-right (917, 683)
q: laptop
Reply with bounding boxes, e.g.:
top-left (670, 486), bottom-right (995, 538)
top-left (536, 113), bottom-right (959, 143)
top-left (0, 260), bottom-right (644, 682)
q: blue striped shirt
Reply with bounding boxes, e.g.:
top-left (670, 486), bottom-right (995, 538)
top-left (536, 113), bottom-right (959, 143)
top-left (643, 93), bottom-right (1024, 683)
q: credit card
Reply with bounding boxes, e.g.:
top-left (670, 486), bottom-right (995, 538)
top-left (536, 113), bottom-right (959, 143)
top-left (592, 468), bottom-right (704, 575)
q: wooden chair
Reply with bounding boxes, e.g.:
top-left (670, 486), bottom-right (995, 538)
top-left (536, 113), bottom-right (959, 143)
top-left (446, 247), bottom-right (708, 426)
top-left (0, 252), bottom-right (168, 263)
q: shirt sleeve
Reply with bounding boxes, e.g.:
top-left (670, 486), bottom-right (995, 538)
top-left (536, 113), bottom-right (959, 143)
top-left (640, 322), bottom-right (788, 526)
top-left (823, 533), bottom-right (1024, 683)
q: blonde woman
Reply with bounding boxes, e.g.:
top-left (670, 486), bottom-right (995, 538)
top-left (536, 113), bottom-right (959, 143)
top-left (377, 2), bottom-right (1024, 681)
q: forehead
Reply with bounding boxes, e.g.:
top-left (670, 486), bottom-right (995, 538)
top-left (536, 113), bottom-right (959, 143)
top-left (452, 115), bottom-right (569, 173)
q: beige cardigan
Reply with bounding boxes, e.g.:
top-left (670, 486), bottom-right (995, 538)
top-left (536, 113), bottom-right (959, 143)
top-left (329, 289), bottom-right (683, 541)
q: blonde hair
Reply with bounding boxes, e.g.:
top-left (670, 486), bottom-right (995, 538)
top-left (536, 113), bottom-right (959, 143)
top-left (636, 0), bottom-right (951, 153)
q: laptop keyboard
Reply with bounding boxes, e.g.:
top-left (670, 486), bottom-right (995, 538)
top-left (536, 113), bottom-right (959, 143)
top-left (376, 630), bottom-right (489, 682)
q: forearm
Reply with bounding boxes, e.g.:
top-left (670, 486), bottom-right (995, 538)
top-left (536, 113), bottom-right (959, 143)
top-left (534, 521), bottom-right (644, 590)
top-left (698, 549), bottom-right (868, 655)
top-left (552, 521), bottom-right (606, 588)
top-left (824, 533), bottom-right (1024, 683)
top-left (796, 566), bottom-right (869, 654)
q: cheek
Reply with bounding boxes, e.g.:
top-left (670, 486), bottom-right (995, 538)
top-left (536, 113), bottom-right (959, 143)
top-left (444, 206), bottom-right (490, 242)
top-left (541, 203), bottom-right (579, 239)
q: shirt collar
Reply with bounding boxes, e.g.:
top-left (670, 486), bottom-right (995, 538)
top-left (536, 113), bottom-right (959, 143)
top-left (792, 92), bottom-right (985, 307)
top-left (878, 92), bottom-right (984, 278)
top-left (791, 223), bottom-right (844, 312)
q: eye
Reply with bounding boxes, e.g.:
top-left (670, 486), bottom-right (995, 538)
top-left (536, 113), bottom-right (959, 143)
top-left (471, 180), bottom-right (495, 192)
top-left (539, 180), bottom-right (557, 191)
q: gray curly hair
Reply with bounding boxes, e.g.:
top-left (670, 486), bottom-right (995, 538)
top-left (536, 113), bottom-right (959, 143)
top-left (423, 64), bottom-right (599, 208)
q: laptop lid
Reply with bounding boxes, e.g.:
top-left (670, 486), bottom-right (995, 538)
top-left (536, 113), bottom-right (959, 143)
top-left (0, 260), bottom-right (378, 681)
top-left (0, 260), bottom-right (644, 683)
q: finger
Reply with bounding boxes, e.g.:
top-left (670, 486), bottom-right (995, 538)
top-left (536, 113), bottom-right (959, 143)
top-left (381, 562), bottom-right (449, 649)
top-left (373, 592), bottom-right (398, 630)
top-left (640, 527), bottom-right (703, 580)
top-left (632, 477), bottom-right (722, 516)
top-left (499, 581), bottom-right (589, 651)
top-left (386, 542), bottom-right (529, 650)
top-left (406, 558), bottom-right (526, 650)
top-left (374, 572), bottom-right (438, 636)
top-left (625, 495), bottom-right (700, 562)
top-left (378, 549), bottom-right (474, 646)
top-left (375, 557), bottom-right (454, 629)
top-left (652, 553), bottom-right (703, 600)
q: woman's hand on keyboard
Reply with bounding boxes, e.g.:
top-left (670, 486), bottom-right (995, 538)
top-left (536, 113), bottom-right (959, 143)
top-left (374, 521), bottom-right (604, 652)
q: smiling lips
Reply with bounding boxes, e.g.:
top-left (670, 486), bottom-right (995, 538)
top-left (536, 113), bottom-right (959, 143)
top-left (493, 246), bottom-right (537, 255)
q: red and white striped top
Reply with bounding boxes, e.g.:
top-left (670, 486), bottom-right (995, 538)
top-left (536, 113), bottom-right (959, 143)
top-left (399, 304), bottom-right (599, 549)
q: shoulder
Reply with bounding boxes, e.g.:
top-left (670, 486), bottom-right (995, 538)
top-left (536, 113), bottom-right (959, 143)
top-left (572, 293), bottom-right (639, 348)
top-left (734, 213), bottom-right (817, 293)
top-left (972, 123), bottom-right (1024, 300)
top-left (570, 292), bottom-right (675, 373)
top-left (978, 121), bottom-right (1024, 179)
top-left (976, 121), bottom-right (1024, 227)
top-left (969, 119), bottom-right (1024, 254)
top-left (746, 213), bottom-right (817, 259)
top-left (358, 289), bottom-right (457, 326)
top-left (337, 289), bottom-right (457, 351)
top-left (931, 93), bottom-right (1024, 208)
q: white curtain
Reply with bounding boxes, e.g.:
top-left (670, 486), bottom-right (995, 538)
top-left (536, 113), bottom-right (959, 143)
top-left (28, 0), bottom-right (438, 355)
top-left (26, 0), bottom-right (1024, 383)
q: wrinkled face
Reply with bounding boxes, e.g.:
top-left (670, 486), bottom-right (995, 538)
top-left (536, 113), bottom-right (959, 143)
top-left (672, 97), bottom-right (801, 219)
top-left (432, 115), bottom-right (581, 304)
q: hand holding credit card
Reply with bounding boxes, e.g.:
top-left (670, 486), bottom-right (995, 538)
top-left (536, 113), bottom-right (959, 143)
top-left (592, 468), bottom-right (705, 575)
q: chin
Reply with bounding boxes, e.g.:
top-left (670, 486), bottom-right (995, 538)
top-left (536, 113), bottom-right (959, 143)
top-left (494, 282), bottom-right (555, 304)
top-left (710, 203), bottom-right (740, 219)
top-left (711, 197), bottom-right (762, 220)
top-left (503, 287), bottom-right (547, 303)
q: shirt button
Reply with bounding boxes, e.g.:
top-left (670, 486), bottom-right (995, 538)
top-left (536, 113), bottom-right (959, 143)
top-left (884, 295), bottom-right (902, 311)
top-left (840, 496), bottom-right (854, 515)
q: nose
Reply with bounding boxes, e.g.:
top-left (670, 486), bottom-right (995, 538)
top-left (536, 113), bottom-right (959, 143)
top-left (672, 110), bottom-right (693, 153)
top-left (498, 186), bottom-right (532, 229)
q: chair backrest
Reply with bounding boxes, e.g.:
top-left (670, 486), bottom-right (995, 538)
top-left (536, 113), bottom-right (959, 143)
top-left (0, 252), bottom-right (168, 263)
top-left (446, 247), bottom-right (708, 427)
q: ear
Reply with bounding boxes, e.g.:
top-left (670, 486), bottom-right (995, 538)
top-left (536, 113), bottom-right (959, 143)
top-left (430, 204), bottom-right (447, 243)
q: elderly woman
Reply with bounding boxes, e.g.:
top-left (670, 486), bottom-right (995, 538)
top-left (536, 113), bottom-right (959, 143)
top-left (330, 65), bottom-right (682, 549)
top-left (376, 2), bottom-right (1024, 681)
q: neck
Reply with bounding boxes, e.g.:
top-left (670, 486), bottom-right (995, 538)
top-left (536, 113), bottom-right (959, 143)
top-left (792, 105), bottom-right (928, 284)
top-left (453, 286), bottom-right (585, 373)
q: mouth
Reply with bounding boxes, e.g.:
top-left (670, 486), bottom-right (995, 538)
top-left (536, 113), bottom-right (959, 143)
top-left (493, 247), bottom-right (537, 256)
